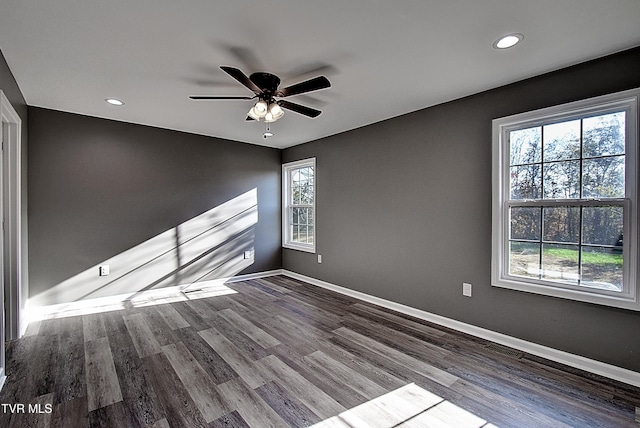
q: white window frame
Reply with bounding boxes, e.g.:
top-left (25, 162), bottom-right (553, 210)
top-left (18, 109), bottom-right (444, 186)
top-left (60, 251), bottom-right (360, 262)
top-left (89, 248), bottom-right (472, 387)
top-left (282, 157), bottom-right (316, 253)
top-left (492, 88), bottom-right (639, 310)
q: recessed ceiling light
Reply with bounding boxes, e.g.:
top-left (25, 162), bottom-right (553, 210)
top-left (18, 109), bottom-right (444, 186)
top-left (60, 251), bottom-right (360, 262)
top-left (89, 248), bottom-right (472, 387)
top-left (105, 98), bottom-right (124, 106)
top-left (493, 33), bottom-right (523, 49)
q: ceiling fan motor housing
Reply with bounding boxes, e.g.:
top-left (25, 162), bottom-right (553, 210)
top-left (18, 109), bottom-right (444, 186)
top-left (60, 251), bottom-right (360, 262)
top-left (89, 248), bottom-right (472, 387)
top-left (250, 72), bottom-right (281, 97)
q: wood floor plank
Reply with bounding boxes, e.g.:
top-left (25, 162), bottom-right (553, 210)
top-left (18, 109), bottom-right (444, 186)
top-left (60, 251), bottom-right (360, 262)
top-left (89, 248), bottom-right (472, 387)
top-left (198, 327), bottom-right (267, 389)
top-left (303, 350), bottom-right (388, 400)
top-left (88, 400), bottom-right (137, 428)
top-left (333, 326), bottom-right (459, 387)
top-left (151, 418), bottom-right (171, 428)
top-left (143, 352), bottom-right (209, 428)
top-left (50, 396), bottom-right (89, 428)
top-left (171, 301), bottom-right (212, 331)
top-left (28, 335), bottom-right (59, 400)
top-left (207, 313), bottom-right (271, 361)
top-left (82, 314), bottom-right (107, 342)
top-left (53, 328), bottom-right (86, 404)
top-left (161, 341), bottom-right (231, 422)
top-left (122, 312), bottom-right (162, 358)
top-left (176, 326), bottom-right (239, 385)
top-left (270, 343), bottom-right (369, 409)
top-left (209, 410), bottom-right (251, 428)
top-left (217, 308), bottom-right (280, 349)
top-left (0, 336), bottom-right (38, 405)
top-left (326, 334), bottom-right (456, 400)
top-left (316, 338), bottom-right (406, 391)
top-left (350, 302), bottom-right (448, 338)
top-left (255, 380), bottom-right (322, 427)
top-left (341, 311), bottom-right (452, 362)
top-left (84, 337), bottom-right (123, 412)
top-left (155, 301), bottom-right (190, 329)
top-left (23, 319), bottom-right (42, 336)
top-left (216, 377), bottom-right (288, 428)
top-left (136, 305), bottom-right (181, 346)
top-left (256, 354), bottom-right (346, 419)
top-left (102, 311), bottom-right (166, 426)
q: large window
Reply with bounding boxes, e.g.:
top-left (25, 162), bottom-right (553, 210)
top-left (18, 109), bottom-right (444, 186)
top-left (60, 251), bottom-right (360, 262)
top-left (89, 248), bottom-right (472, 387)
top-left (283, 158), bottom-right (316, 253)
top-left (492, 89), bottom-right (639, 310)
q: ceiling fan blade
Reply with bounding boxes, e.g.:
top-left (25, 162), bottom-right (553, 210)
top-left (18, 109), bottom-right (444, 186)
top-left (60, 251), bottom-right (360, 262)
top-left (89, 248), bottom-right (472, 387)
top-left (277, 76), bottom-right (331, 97)
top-left (277, 100), bottom-right (322, 118)
top-left (189, 96), bottom-right (254, 100)
top-left (220, 66), bottom-right (262, 94)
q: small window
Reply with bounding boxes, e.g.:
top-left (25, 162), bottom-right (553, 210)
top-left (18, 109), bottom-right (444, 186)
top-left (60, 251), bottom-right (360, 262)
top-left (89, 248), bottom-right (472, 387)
top-left (492, 89), bottom-right (639, 310)
top-left (283, 158), bottom-right (316, 253)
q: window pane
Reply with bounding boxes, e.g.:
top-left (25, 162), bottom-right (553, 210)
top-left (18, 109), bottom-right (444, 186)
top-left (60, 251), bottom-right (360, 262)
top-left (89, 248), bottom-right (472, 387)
top-left (307, 226), bottom-right (314, 244)
top-left (581, 246), bottom-right (623, 291)
top-left (509, 242), bottom-right (540, 278)
top-left (583, 112), bottom-right (625, 158)
top-left (542, 244), bottom-right (579, 284)
top-left (543, 206), bottom-right (580, 244)
top-left (543, 161), bottom-right (580, 199)
top-left (300, 184), bottom-right (314, 204)
top-left (543, 120), bottom-right (580, 162)
top-left (290, 207), bottom-right (314, 244)
top-left (582, 155), bottom-right (625, 198)
top-left (510, 127), bottom-right (541, 165)
top-left (299, 225), bottom-right (308, 243)
top-left (510, 165), bottom-right (541, 199)
top-left (582, 206), bottom-right (623, 246)
top-left (510, 207), bottom-right (541, 240)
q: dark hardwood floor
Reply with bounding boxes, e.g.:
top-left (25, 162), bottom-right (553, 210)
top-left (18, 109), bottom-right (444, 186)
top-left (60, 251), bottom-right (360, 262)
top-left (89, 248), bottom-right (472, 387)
top-left (1, 275), bottom-right (639, 427)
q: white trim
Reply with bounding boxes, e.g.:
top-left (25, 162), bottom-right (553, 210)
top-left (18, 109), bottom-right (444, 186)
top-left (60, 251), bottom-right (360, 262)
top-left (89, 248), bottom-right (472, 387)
top-left (0, 91), bottom-right (23, 339)
top-left (281, 270), bottom-right (640, 388)
top-left (282, 157), bottom-right (316, 253)
top-left (491, 88), bottom-right (640, 310)
top-left (28, 270), bottom-right (282, 321)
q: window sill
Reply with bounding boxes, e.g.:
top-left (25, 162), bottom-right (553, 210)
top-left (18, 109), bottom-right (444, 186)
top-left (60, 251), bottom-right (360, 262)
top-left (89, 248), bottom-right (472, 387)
top-left (491, 276), bottom-right (640, 311)
top-left (283, 243), bottom-right (316, 253)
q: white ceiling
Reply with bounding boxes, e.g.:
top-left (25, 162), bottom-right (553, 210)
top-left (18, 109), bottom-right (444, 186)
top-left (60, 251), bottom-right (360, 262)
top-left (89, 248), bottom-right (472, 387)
top-left (1, 1), bottom-right (640, 149)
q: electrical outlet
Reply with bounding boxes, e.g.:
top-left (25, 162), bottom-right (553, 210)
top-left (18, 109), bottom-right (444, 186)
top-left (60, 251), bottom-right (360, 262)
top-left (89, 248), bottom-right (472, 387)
top-left (244, 250), bottom-right (252, 259)
top-left (99, 265), bottom-right (110, 276)
top-left (463, 282), bottom-right (472, 297)
top-left (318, 254), bottom-right (322, 263)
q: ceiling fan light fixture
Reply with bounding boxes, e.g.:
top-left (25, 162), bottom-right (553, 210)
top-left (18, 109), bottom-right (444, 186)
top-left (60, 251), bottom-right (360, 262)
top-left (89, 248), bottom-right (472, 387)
top-left (268, 102), bottom-right (284, 120)
top-left (493, 33), bottom-right (523, 49)
top-left (254, 100), bottom-right (268, 116)
top-left (264, 111), bottom-right (275, 123)
top-left (247, 106), bottom-right (261, 121)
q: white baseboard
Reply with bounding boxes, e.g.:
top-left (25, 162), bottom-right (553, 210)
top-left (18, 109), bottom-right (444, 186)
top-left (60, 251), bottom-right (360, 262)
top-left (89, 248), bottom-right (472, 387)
top-left (282, 270), bottom-right (640, 388)
top-left (27, 270), bottom-right (282, 321)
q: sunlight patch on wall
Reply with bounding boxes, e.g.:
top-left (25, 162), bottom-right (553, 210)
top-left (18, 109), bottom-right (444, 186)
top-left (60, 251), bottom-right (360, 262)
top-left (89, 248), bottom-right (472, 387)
top-left (29, 189), bottom-right (258, 311)
top-left (312, 383), bottom-right (496, 427)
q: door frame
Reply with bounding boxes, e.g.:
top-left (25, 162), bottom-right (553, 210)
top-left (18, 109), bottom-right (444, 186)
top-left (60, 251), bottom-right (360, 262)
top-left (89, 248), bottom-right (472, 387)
top-left (0, 90), bottom-right (24, 347)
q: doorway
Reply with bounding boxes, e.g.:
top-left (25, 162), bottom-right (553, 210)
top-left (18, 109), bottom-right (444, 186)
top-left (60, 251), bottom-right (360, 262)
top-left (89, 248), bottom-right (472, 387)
top-left (0, 90), bottom-right (24, 390)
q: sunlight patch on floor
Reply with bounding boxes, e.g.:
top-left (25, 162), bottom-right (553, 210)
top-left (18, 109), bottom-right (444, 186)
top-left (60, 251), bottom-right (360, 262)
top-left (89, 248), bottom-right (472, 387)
top-left (28, 282), bottom-right (238, 320)
top-left (312, 383), bottom-right (497, 428)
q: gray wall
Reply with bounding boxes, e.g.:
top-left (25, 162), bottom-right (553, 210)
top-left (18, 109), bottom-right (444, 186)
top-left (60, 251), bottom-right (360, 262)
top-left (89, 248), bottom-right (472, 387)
top-left (28, 107), bottom-right (281, 306)
top-left (283, 47), bottom-right (640, 372)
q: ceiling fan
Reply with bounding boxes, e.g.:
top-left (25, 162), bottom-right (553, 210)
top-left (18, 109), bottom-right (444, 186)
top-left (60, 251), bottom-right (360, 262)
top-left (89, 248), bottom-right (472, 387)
top-left (190, 66), bottom-right (331, 123)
